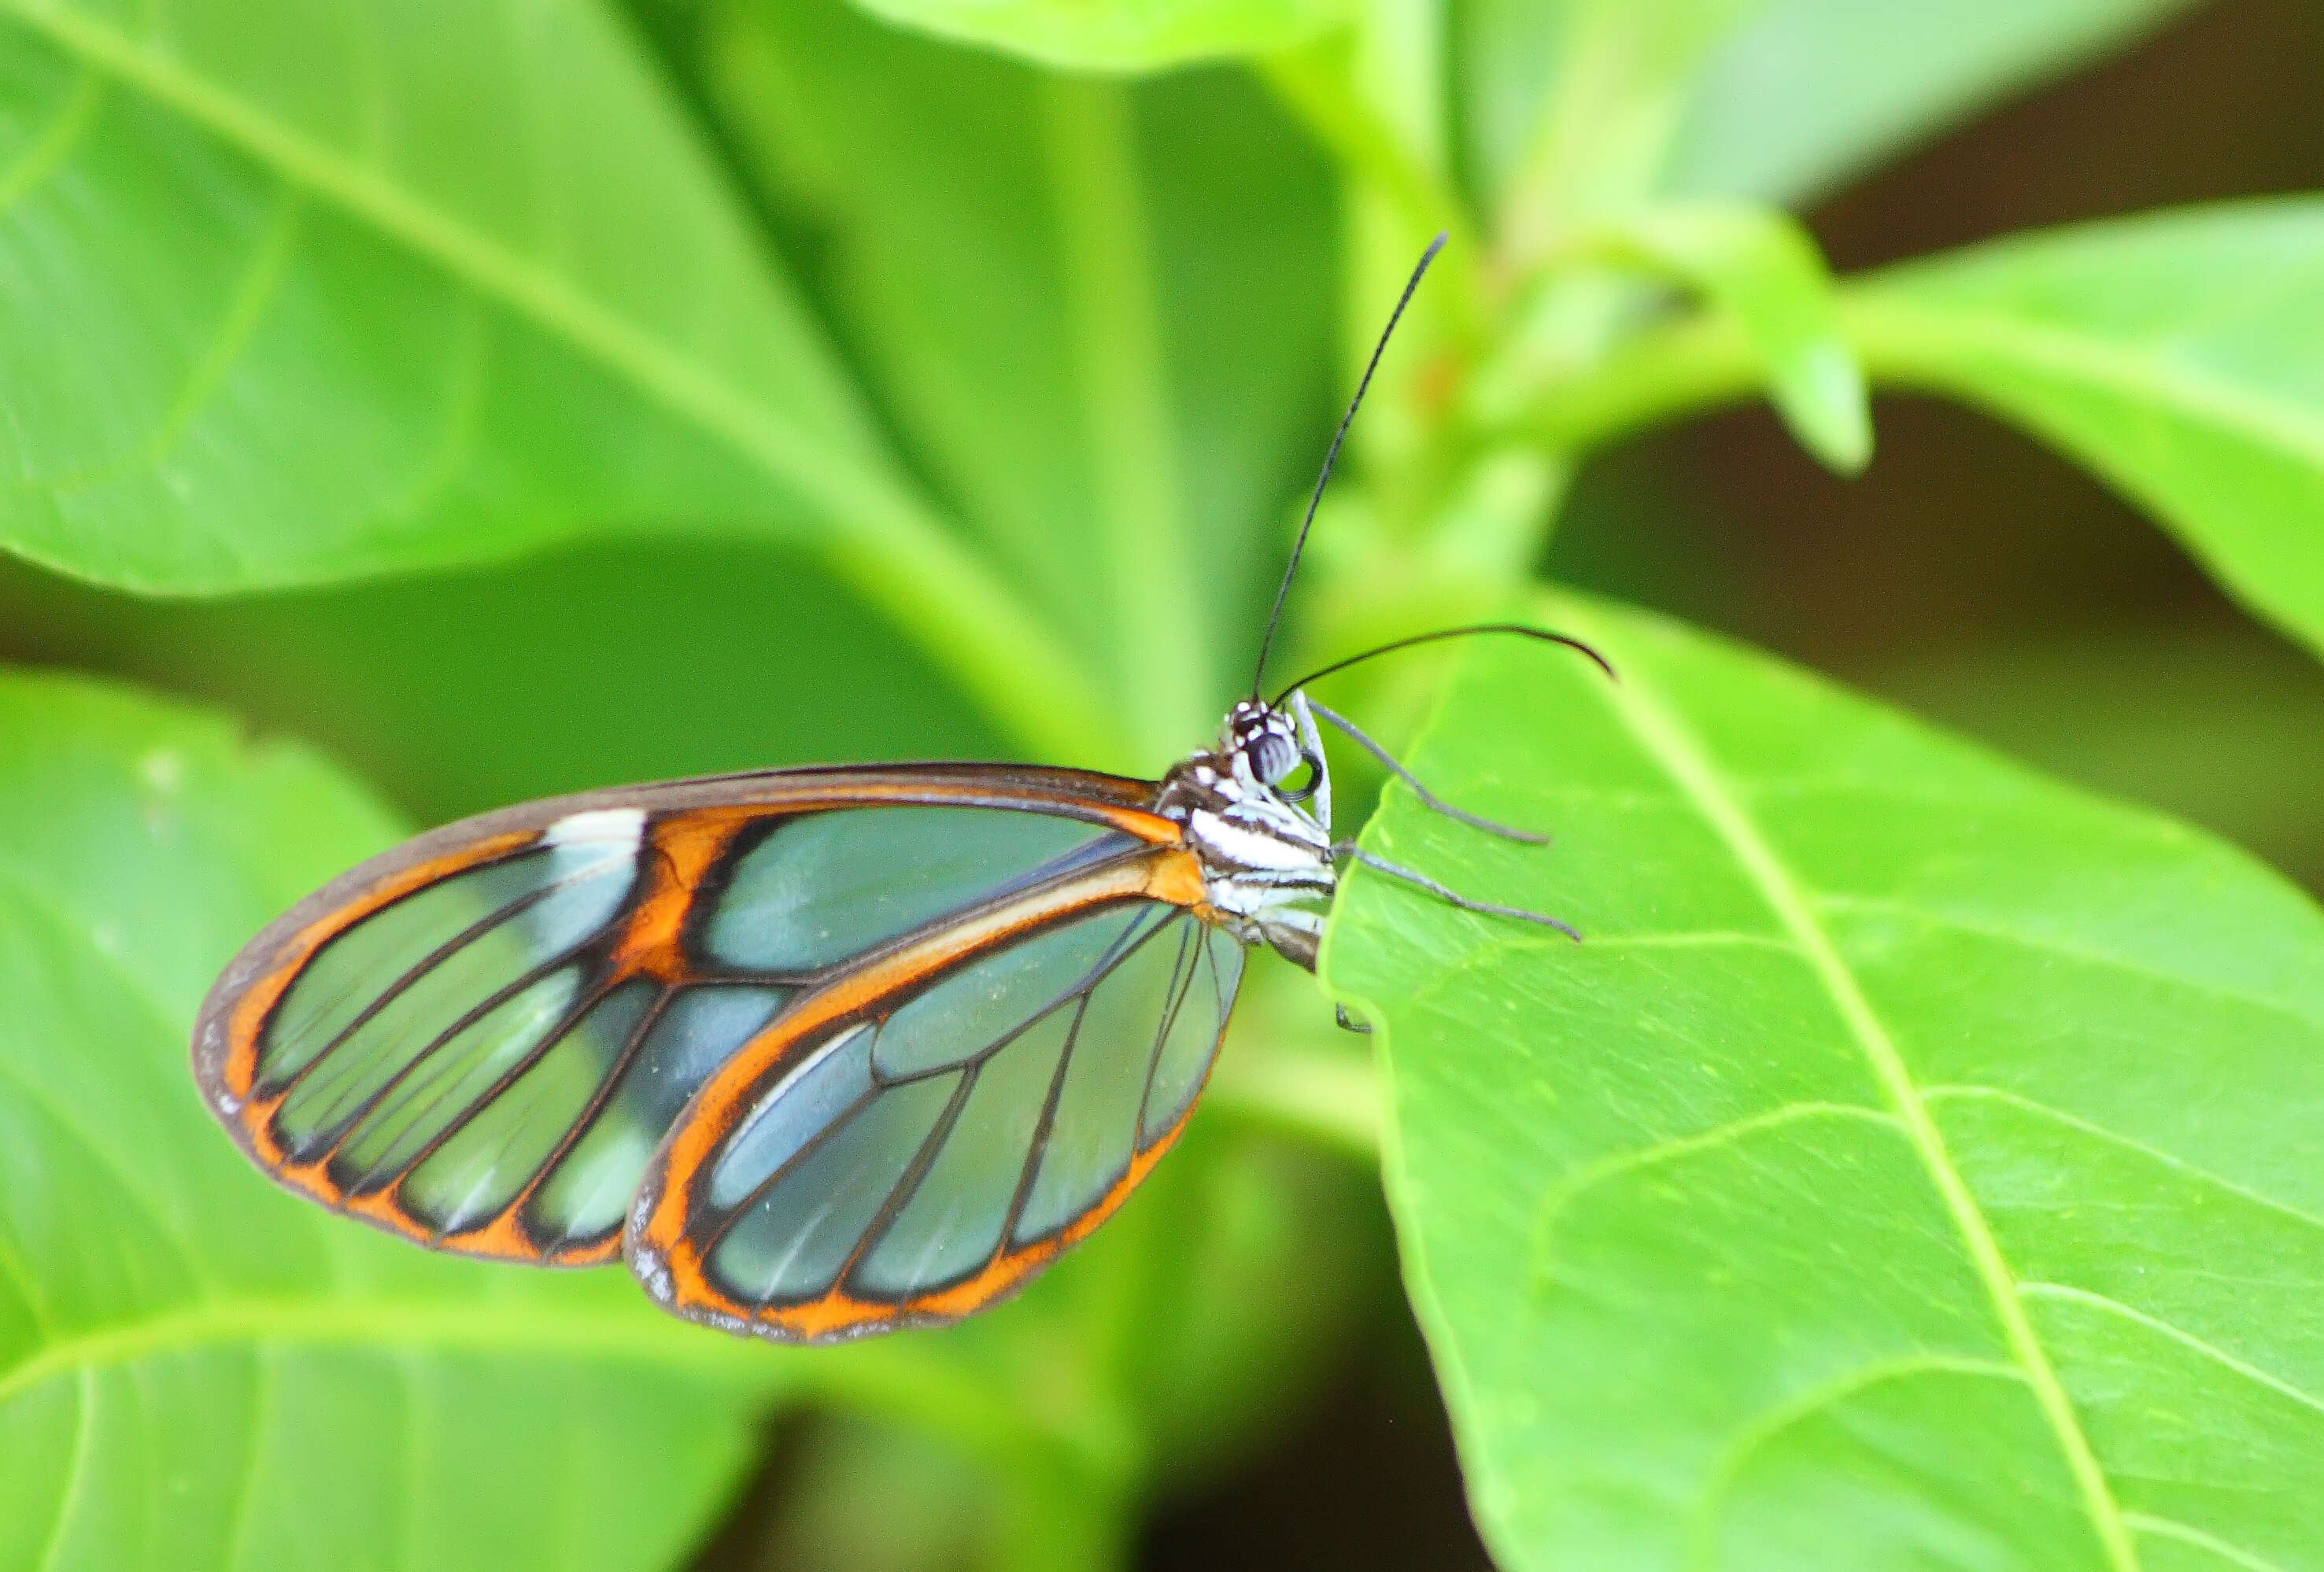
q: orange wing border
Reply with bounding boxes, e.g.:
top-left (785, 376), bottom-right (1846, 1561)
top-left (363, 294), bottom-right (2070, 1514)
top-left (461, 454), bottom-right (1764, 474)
top-left (190, 762), bottom-right (1185, 1267)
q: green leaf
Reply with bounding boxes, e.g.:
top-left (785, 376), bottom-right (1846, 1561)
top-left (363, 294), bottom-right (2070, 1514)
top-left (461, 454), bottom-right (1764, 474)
top-left (0, 0), bottom-right (868, 587)
top-left (1584, 202), bottom-right (1870, 472)
top-left (841, 0), bottom-right (1347, 72)
top-left (708, 0), bottom-right (1334, 764)
top-left (0, 0), bottom-right (1103, 759)
top-left (1325, 593), bottom-right (2324, 1570)
top-left (0, 670), bottom-right (782, 1572)
top-left (1661, 0), bottom-right (2195, 204)
top-left (1461, 0), bottom-right (2193, 215)
top-left (1848, 200), bottom-right (2324, 662)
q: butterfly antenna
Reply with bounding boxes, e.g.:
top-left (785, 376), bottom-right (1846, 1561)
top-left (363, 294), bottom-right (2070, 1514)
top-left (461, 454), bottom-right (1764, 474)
top-left (1251, 232), bottom-right (1450, 699)
top-left (1270, 622), bottom-right (1615, 705)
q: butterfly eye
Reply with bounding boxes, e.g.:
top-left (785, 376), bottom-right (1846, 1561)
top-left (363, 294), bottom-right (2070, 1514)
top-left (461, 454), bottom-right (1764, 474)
top-left (1242, 729), bottom-right (1298, 784)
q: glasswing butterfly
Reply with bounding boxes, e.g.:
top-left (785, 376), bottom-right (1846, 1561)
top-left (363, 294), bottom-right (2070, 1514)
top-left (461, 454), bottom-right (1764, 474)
top-left (190, 238), bottom-right (1609, 1343)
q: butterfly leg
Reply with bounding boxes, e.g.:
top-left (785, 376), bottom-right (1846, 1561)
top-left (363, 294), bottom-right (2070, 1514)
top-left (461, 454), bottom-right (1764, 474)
top-left (1306, 699), bottom-right (1550, 846)
top-left (1333, 843), bottom-right (1582, 941)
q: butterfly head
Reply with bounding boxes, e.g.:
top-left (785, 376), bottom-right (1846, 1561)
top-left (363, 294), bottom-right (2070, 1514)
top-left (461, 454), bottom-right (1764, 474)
top-left (1217, 692), bottom-right (1329, 803)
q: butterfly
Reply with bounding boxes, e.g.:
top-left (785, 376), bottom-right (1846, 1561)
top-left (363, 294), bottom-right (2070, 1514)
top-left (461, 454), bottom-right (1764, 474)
top-left (190, 238), bottom-right (1609, 1343)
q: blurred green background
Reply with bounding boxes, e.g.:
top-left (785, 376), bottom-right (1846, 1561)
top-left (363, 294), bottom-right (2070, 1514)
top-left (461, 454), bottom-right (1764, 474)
top-left (5, 0), bottom-right (2322, 1565)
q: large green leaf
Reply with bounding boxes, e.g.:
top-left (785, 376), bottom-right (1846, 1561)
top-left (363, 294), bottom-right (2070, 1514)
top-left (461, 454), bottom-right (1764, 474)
top-left (0, 0), bottom-right (1097, 757)
top-left (0, 0), bottom-right (866, 587)
top-left (842, 0), bottom-right (1347, 72)
top-left (708, 0), bottom-right (1335, 764)
top-left (1486, 0), bottom-right (1762, 238)
top-left (1325, 594), bottom-right (2324, 1569)
top-left (1849, 200), bottom-right (2324, 662)
top-left (0, 670), bottom-right (784, 1572)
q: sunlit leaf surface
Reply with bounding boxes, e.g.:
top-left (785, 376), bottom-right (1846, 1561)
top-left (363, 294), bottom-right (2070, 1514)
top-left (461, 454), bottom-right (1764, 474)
top-left (1327, 593), bottom-right (2324, 1570)
top-left (0, 0), bottom-right (896, 592)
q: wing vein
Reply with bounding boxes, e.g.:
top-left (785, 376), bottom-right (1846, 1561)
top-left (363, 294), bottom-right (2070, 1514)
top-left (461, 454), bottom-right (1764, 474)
top-left (269, 851), bottom-right (579, 1099)
top-left (503, 986), bottom-right (678, 1245)
top-left (1133, 916), bottom-right (1201, 1149)
top-left (838, 1065), bottom-right (982, 1303)
top-left (297, 939), bottom-right (598, 1169)
top-left (999, 994), bottom-right (1092, 1253)
top-left (694, 1084), bottom-right (883, 1266)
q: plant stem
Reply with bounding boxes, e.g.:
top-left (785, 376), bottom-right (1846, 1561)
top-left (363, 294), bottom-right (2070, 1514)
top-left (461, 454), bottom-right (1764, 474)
top-left (1503, 310), bottom-right (1758, 450)
top-left (1041, 76), bottom-right (1204, 769)
top-left (826, 500), bottom-right (1129, 765)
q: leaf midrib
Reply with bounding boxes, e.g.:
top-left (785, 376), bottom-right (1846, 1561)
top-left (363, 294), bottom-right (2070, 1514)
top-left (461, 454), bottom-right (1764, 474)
top-left (0, 1287), bottom-right (1070, 1469)
top-left (1, 2), bottom-right (1115, 758)
top-left (1580, 651), bottom-right (2140, 1571)
top-left (0, 1293), bottom-right (752, 1412)
top-left (1846, 292), bottom-right (2324, 466)
top-left (2, 5), bottom-right (885, 518)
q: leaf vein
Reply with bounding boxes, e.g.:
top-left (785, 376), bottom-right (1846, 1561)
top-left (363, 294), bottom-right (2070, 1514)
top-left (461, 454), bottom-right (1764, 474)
top-left (1578, 648), bottom-right (2140, 1571)
top-left (0, 0), bottom-right (1110, 758)
top-left (1535, 1102), bottom-right (1897, 1268)
top-left (46, 186), bottom-right (307, 500)
top-left (30, 1367), bottom-right (94, 1572)
top-left (1853, 297), bottom-right (2324, 466)
top-left (1399, 923), bottom-right (1801, 997)
top-left (376, 293), bottom-right (492, 526)
top-left (0, 1295), bottom-right (749, 1413)
top-left (0, 65), bottom-right (102, 218)
top-left (2123, 1513), bottom-right (2287, 1572)
top-left (0, 866), bottom-right (224, 1288)
top-left (1922, 1085), bottom-right (2324, 1237)
top-left (1823, 896), bottom-right (2324, 1031)
top-left (2019, 1282), bottom-right (2324, 1418)
top-left (217, 1341), bottom-right (271, 1571)
top-left (1690, 1354), bottom-right (2027, 1567)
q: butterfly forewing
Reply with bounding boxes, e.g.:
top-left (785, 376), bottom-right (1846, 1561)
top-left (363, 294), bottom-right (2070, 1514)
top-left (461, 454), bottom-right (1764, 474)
top-left (193, 766), bottom-right (1213, 1297)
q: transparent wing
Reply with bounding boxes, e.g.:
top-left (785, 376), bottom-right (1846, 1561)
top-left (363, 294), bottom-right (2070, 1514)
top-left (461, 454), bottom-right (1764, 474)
top-left (630, 899), bottom-right (1246, 1342)
top-left (193, 768), bottom-right (1181, 1266)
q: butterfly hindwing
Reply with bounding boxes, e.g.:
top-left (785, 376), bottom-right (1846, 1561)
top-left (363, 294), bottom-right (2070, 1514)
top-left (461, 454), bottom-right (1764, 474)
top-left (629, 882), bottom-right (1246, 1341)
top-left (191, 766), bottom-right (1203, 1275)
